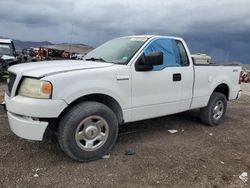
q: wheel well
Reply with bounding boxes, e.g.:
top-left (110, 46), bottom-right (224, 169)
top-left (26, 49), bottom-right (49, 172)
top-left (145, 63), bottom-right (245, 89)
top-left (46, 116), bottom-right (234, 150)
top-left (213, 84), bottom-right (229, 99)
top-left (58, 94), bottom-right (124, 126)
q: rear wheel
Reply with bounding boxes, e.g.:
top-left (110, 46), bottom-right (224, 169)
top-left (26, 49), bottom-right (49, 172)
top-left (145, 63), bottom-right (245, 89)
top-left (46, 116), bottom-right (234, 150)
top-left (200, 92), bottom-right (227, 126)
top-left (58, 101), bottom-right (118, 162)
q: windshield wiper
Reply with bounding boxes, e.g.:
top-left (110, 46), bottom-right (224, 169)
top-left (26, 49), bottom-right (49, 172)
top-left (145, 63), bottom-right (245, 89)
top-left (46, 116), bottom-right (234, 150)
top-left (85, 57), bottom-right (107, 62)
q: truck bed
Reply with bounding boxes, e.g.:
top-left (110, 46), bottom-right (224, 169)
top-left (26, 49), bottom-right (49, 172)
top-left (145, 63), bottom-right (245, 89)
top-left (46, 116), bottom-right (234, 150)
top-left (190, 65), bottom-right (241, 109)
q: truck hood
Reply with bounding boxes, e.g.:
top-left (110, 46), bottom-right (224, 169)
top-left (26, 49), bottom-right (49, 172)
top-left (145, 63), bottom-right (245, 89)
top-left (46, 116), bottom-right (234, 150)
top-left (8, 60), bottom-right (114, 77)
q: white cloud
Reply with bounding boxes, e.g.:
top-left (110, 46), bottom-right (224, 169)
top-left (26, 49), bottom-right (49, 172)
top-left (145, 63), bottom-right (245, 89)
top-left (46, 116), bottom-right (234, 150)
top-left (0, 0), bottom-right (250, 63)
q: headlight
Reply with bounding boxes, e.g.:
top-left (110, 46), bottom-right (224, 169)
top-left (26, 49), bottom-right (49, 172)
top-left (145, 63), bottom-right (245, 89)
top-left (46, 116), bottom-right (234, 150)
top-left (18, 78), bottom-right (52, 99)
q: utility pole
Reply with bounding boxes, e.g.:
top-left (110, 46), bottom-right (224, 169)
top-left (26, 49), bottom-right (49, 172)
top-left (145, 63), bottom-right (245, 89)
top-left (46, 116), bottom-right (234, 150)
top-left (69, 23), bottom-right (74, 54)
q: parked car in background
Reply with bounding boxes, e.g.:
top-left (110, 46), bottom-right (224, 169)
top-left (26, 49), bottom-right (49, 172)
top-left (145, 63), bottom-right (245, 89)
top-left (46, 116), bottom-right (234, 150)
top-left (70, 53), bottom-right (86, 60)
top-left (0, 39), bottom-right (19, 77)
top-left (3, 35), bottom-right (242, 162)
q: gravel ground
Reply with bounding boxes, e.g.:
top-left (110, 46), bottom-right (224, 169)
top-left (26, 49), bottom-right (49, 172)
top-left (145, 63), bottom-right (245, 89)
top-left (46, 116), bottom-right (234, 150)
top-left (0, 83), bottom-right (250, 188)
top-left (241, 83), bottom-right (250, 96)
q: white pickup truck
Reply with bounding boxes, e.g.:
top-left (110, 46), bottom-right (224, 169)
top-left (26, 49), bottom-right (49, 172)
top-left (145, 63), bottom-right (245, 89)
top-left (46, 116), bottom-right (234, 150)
top-left (3, 35), bottom-right (242, 161)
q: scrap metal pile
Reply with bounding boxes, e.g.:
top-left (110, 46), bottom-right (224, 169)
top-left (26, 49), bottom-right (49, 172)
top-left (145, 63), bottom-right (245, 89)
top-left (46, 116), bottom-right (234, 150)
top-left (240, 70), bottom-right (250, 83)
top-left (21, 47), bottom-right (72, 62)
top-left (0, 38), bottom-right (91, 80)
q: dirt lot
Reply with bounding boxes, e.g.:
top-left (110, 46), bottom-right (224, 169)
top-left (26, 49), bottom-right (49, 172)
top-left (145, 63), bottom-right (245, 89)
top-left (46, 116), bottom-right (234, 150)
top-left (0, 83), bottom-right (250, 188)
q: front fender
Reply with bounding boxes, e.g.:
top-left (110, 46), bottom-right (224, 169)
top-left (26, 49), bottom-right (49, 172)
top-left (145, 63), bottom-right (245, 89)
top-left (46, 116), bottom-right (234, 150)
top-left (44, 65), bottom-right (131, 110)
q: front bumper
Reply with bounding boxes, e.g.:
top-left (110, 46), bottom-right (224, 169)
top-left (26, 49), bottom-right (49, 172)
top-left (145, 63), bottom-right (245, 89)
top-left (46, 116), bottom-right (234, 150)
top-left (7, 112), bottom-right (48, 141)
top-left (5, 93), bottom-right (68, 118)
top-left (4, 93), bottom-right (68, 141)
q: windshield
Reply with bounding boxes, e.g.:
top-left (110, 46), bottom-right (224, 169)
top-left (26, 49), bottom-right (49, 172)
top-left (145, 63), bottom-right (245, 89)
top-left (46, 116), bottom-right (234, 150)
top-left (84, 37), bottom-right (148, 64)
top-left (0, 43), bottom-right (12, 56)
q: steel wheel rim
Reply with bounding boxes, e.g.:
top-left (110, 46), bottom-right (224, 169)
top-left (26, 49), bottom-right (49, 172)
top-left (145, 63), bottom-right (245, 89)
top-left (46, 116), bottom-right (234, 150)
top-left (75, 115), bottom-right (109, 151)
top-left (212, 100), bottom-right (224, 120)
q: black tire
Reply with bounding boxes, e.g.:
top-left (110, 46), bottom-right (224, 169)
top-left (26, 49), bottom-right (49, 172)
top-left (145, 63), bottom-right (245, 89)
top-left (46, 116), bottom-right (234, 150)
top-left (200, 92), bottom-right (227, 126)
top-left (58, 101), bottom-right (118, 162)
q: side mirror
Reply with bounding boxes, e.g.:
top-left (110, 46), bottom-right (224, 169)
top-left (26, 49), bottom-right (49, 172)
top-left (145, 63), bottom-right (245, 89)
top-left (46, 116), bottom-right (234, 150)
top-left (144, 52), bottom-right (163, 66)
top-left (135, 52), bottom-right (163, 71)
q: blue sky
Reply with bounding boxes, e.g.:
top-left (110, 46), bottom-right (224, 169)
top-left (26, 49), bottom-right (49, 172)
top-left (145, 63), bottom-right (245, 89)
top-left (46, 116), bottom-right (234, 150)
top-left (0, 0), bottom-right (250, 63)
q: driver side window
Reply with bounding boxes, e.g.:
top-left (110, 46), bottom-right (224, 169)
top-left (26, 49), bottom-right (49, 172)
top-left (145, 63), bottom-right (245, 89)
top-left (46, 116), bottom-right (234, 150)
top-left (143, 38), bottom-right (182, 70)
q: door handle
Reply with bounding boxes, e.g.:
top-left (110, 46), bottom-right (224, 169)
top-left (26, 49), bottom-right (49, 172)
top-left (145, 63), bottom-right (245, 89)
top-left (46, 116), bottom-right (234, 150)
top-left (116, 75), bottom-right (129, 81)
top-left (173, 73), bottom-right (181, 81)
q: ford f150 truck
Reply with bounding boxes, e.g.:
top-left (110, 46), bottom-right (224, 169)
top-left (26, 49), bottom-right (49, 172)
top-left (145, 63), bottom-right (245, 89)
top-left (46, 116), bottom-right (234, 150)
top-left (3, 35), bottom-right (242, 161)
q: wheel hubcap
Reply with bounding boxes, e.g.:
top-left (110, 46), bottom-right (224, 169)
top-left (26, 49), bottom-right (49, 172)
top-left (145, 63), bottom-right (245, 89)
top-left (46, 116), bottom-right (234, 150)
top-left (85, 126), bottom-right (98, 140)
top-left (75, 115), bottom-right (109, 151)
top-left (212, 100), bottom-right (224, 120)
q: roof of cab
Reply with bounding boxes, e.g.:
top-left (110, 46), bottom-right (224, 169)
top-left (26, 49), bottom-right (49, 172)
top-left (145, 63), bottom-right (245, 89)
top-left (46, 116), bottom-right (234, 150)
top-left (119, 35), bottom-right (183, 41)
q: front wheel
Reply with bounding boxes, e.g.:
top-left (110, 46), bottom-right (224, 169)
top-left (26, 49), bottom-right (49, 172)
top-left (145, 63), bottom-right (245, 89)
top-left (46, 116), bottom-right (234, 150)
top-left (200, 92), bottom-right (227, 126)
top-left (58, 101), bottom-right (119, 162)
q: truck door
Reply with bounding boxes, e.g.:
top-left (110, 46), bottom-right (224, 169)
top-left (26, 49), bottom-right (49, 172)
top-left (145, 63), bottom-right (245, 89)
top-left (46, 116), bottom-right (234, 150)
top-left (131, 38), bottom-right (191, 121)
top-left (174, 40), bottom-right (194, 111)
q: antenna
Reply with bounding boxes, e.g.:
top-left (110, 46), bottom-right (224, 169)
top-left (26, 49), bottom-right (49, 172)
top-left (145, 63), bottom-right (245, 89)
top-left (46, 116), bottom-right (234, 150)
top-left (69, 23), bottom-right (74, 53)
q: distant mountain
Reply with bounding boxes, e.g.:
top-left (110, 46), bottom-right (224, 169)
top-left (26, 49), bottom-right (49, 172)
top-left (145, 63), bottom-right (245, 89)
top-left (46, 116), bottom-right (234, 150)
top-left (13, 40), bottom-right (53, 50)
top-left (0, 37), bottom-right (92, 52)
top-left (42, 44), bottom-right (93, 54)
top-left (57, 43), bottom-right (89, 47)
